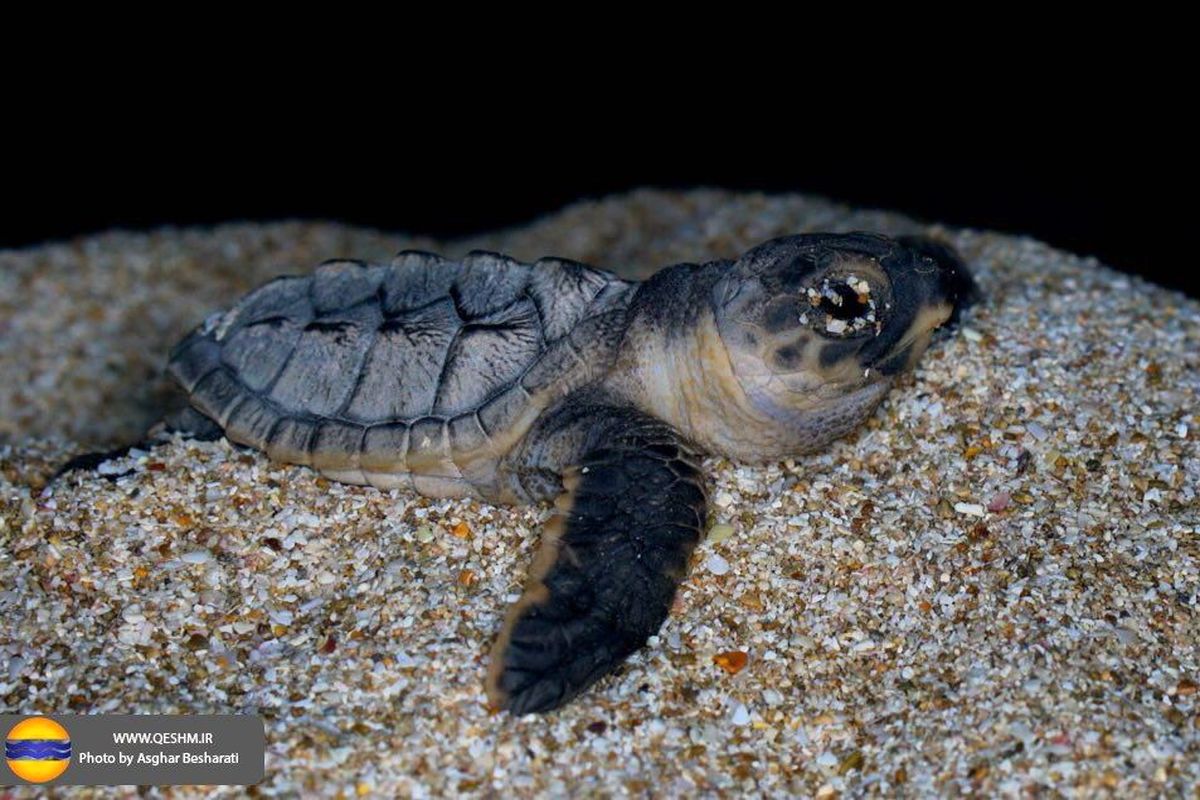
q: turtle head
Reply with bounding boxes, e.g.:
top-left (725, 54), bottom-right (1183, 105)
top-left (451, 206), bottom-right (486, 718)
top-left (709, 232), bottom-right (975, 453)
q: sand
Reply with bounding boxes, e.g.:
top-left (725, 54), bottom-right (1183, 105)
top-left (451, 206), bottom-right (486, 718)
top-left (1, 190), bottom-right (1197, 797)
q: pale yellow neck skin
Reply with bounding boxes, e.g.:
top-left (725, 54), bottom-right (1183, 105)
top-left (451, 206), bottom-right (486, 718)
top-left (604, 307), bottom-right (891, 462)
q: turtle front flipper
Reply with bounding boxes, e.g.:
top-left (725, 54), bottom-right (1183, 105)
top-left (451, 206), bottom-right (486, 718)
top-left (487, 414), bottom-right (707, 714)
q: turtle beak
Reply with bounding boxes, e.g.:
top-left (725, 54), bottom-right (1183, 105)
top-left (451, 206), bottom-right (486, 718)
top-left (867, 303), bottom-right (953, 376)
top-left (898, 235), bottom-right (979, 328)
top-left (861, 237), bottom-right (977, 376)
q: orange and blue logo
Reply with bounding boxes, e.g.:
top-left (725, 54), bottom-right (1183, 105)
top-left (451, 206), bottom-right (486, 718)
top-left (6, 717), bottom-right (71, 783)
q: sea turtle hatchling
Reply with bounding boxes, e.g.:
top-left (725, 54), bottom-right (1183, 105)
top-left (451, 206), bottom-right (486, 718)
top-left (158, 232), bottom-right (974, 714)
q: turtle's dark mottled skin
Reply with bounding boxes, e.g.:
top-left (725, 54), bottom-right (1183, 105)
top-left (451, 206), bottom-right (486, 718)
top-left (85, 233), bottom-right (976, 714)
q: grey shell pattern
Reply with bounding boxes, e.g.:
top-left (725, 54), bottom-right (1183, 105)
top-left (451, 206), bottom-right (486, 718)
top-left (168, 250), bottom-right (635, 499)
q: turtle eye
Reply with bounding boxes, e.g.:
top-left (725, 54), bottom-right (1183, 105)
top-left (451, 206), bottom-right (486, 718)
top-left (804, 275), bottom-right (879, 336)
top-left (821, 282), bottom-right (868, 320)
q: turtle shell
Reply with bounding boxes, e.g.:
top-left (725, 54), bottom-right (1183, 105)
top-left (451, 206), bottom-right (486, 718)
top-left (168, 250), bottom-right (634, 498)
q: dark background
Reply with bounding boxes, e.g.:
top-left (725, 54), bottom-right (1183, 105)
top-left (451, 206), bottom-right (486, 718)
top-left (3, 152), bottom-right (1190, 298)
